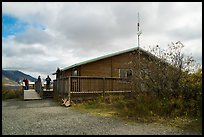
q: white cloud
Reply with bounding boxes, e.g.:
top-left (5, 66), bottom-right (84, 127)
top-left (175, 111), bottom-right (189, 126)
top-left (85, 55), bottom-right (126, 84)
top-left (2, 2), bottom-right (202, 79)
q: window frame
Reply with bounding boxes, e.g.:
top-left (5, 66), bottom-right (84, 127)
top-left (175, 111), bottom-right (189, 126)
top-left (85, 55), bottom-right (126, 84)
top-left (119, 68), bottom-right (133, 82)
top-left (72, 68), bottom-right (78, 76)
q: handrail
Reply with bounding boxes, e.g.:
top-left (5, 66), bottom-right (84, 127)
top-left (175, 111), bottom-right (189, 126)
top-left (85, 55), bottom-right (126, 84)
top-left (35, 81), bottom-right (43, 98)
top-left (55, 76), bottom-right (129, 80)
top-left (53, 76), bottom-right (132, 102)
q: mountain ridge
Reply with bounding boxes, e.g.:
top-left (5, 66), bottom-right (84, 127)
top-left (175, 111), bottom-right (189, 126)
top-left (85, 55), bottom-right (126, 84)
top-left (2, 70), bottom-right (37, 84)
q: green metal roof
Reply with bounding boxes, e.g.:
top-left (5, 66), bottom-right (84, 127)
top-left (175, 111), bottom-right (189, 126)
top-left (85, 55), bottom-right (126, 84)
top-left (61, 47), bottom-right (149, 71)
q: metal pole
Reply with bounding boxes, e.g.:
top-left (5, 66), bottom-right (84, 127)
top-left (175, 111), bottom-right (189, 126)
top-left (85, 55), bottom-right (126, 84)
top-left (137, 12), bottom-right (141, 92)
top-left (137, 12), bottom-right (140, 48)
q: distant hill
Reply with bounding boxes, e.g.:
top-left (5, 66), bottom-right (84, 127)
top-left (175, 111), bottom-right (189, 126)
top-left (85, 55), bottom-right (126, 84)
top-left (2, 70), bottom-right (37, 84)
top-left (2, 74), bottom-right (18, 86)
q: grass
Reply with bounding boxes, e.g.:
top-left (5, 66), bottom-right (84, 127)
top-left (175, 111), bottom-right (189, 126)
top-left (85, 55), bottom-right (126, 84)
top-left (167, 116), bottom-right (202, 133)
top-left (72, 100), bottom-right (118, 117)
top-left (2, 85), bottom-right (23, 100)
top-left (71, 94), bottom-right (202, 134)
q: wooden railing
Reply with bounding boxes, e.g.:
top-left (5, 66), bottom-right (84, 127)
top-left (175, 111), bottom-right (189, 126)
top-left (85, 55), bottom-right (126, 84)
top-left (35, 81), bottom-right (43, 98)
top-left (53, 76), bottom-right (132, 100)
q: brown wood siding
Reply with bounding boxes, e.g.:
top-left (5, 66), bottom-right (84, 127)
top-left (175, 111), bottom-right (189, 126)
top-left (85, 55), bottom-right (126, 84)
top-left (80, 58), bottom-right (112, 77)
top-left (55, 50), bottom-right (158, 94)
top-left (64, 70), bottom-right (72, 77)
top-left (79, 51), bottom-right (143, 77)
top-left (111, 52), bottom-right (132, 77)
top-left (62, 50), bottom-right (149, 78)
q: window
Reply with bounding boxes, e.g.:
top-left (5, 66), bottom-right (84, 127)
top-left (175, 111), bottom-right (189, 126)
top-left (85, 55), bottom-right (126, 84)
top-left (119, 69), bottom-right (132, 79)
top-left (72, 68), bottom-right (78, 76)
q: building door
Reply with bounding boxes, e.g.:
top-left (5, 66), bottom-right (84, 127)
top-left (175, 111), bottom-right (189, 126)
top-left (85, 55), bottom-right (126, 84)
top-left (71, 68), bottom-right (80, 92)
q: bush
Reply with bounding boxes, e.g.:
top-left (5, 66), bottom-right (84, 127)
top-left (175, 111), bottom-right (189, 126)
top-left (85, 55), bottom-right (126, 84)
top-left (108, 90), bottom-right (202, 120)
top-left (73, 89), bottom-right (201, 122)
top-left (2, 85), bottom-right (23, 100)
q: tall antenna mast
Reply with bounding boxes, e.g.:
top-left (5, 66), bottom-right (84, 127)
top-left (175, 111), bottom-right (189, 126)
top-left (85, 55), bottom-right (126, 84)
top-left (137, 12), bottom-right (141, 48)
top-left (137, 12), bottom-right (141, 92)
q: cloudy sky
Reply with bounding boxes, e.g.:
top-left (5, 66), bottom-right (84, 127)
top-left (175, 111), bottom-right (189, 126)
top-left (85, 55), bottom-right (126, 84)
top-left (2, 2), bottom-right (202, 80)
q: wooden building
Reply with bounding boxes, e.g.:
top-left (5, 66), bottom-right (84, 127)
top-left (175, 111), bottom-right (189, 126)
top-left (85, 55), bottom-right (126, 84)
top-left (52, 46), bottom-right (164, 102)
top-left (54, 47), bottom-right (154, 79)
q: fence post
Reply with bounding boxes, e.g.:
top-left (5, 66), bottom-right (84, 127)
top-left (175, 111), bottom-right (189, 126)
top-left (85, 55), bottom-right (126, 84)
top-left (57, 78), bottom-right (62, 96)
top-left (103, 77), bottom-right (105, 102)
top-left (39, 81), bottom-right (43, 98)
top-left (68, 77), bottom-right (71, 102)
top-left (61, 78), bottom-right (63, 98)
top-left (53, 80), bottom-right (57, 97)
top-left (57, 80), bottom-right (58, 97)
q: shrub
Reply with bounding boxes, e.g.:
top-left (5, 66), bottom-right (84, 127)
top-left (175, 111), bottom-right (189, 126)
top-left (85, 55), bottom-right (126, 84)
top-left (2, 85), bottom-right (23, 100)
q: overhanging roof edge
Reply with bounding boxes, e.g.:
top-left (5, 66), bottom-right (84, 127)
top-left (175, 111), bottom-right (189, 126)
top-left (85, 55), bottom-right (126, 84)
top-left (61, 47), bottom-right (148, 71)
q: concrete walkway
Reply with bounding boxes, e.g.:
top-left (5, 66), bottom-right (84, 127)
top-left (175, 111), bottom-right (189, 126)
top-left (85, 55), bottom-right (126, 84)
top-left (24, 89), bottom-right (42, 100)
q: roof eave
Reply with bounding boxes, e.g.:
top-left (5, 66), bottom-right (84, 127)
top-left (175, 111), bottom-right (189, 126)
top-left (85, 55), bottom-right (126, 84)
top-left (61, 47), bottom-right (150, 71)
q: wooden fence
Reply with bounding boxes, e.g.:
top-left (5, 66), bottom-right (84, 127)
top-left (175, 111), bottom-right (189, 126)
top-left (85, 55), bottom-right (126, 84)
top-left (53, 76), bottom-right (132, 101)
top-left (35, 81), bottom-right (43, 98)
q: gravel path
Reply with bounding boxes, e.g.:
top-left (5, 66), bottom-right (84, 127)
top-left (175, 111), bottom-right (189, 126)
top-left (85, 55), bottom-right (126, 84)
top-left (2, 99), bottom-right (200, 135)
